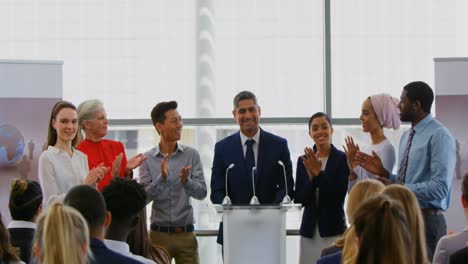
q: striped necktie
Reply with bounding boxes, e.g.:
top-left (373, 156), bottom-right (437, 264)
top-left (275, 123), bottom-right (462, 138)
top-left (396, 128), bottom-right (415, 184)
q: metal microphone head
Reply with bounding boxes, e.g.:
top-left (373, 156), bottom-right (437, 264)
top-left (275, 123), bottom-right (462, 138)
top-left (278, 160), bottom-right (284, 166)
top-left (228, 163), bottom-right (235, 169)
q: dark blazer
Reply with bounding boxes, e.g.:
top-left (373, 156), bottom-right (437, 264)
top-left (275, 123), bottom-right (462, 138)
top-left (89, 238), bottom-right (143, 264)
top-left (450, 246), bottom-right (468, 264)
top-left (210, 128), bottom-right (294, 243)
top-left (8, 227), bottom-right (35, 263)
top-left (316, 251), bottom-right (342, 264)
top-left (294, 144), bottom-right (348, 238)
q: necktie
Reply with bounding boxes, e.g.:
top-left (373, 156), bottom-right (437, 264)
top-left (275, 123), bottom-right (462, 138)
top-left (245, 139), bottom-right (256, 179)
top-left (396, 128), bottom-right (415, 184)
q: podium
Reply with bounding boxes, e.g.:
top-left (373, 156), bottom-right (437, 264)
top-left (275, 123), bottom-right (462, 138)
top-left (220, 204), bottom-right (294, 264)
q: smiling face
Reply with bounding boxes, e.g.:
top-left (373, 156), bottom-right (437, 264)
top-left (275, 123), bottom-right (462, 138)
top-left (309, 116), bottom-right (333, 148)
top-left (232, 99), bottom-right (261, 138)
top-left (52, 107), bottom-right (78, 144)
top-left (156, 109), bottom-right (183, 142)
top-left (360, 98), bottom-right (381, 133)
top-left (83, 107), bottom-right (109, 139)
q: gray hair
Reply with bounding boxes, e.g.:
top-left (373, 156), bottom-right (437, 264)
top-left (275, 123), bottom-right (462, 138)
top-left (77, 99), bottom-right (104, 128)
top-left (233, 91), bottom-right (258, 110)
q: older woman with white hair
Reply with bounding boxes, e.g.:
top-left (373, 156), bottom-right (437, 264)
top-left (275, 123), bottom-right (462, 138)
top-left (77, 99), bottom-right (146, 191)
top-left (343, 93), bottom-right (401, 190)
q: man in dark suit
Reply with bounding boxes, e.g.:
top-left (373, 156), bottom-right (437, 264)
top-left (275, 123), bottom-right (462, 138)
top-left (8, 179), bottom-right (42, 263)
top-left (64, 185), bottom-right (143, 264)
top-left (210, 90), bottom-right (294, 244)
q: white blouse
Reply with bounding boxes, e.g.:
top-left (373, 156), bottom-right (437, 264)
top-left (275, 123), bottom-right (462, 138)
top-left (38, 146), bottom-right (89, 206)
top-left (348, 139), bottom-right (396, 191)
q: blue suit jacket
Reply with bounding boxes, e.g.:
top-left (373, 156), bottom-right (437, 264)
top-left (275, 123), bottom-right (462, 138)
top-left (294, 144), bottom-right (348, 238)
top-left (210, 128), bottom-right (294, 243)
top-left (8, 227), bottom-right (35, 263)
top-left (89, 238), bottom-right (143, 264)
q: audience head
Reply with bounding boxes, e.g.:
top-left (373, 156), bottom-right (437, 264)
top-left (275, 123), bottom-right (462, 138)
top-left (353, 195), bottom-right (413, 264)
top-left (308, 112), bottom-right (333, 148)
top-left (46, 100), bottom-right (79, 147)
top-left (102, 178), bottom-right (147, 227)
top-left (400, 81), bottom-right (434, 122)
top-left (9, 178), bottom-right (43, 222)
top-left (383, 185), bottom-right (428, 263)
top-left (0, 211), bottom-right (21, 262)
top-left (34, 203), bottom-right (90, 264)
top-left (462, 172), bottom-right (468, 210)
top-left (77, 99), bottom-right (108, 141)
top-left (150, 101), bottom-right (181, 139)
top-left (362, 94), bottom-right (400, 131)
top-left (346, 179), bottom-right (385, 223)
top-left (64, 185), bottom-right (108, 236)
top-left (232, 91), bottom-right (261, 137)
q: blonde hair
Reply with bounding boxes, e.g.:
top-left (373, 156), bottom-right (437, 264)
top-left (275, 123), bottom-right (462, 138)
top-left (341, 179), bottom-right (385, 263)
top-left (383, 185), bottom-right (428, 264)
top-left (76, 99), bottom-right (104, 143)
top-left (353, 195), bottom-right (413, 264)
top-left (34, 203), bottom-right (90, 264)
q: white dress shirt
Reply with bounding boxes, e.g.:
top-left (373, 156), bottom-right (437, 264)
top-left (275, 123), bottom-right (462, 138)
top-left (38, 146), bottom-right (89, 206)
top-left (7, 220), bottom-right (36, 229)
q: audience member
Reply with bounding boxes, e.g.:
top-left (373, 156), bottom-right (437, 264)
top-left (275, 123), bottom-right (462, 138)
top-left (33, 203), bottom-right (90, 264)
top-left (8, 179), bottom-right (42, 263)
top-left (450, 246), bottom-right (468, 264)
top-left (356, 81), bottom-right (456, 259)
top-left (383, 184), bottom-right (429, 263)
top-left (64, 184), bottom-right (144, 264)
top-left (38, 101), bottom-right (107, 206)
top-left (0, 211), bottom-right (23, 264)
top-left (294, 112), bottom-right (349, 263)
top-left (433, 172), bottom-right (468, 264)
top-left (139, 101), bottom-right (207, 264)
top-left (353, 195), bottom-right (413, 264)
top-left (102, 178), bottom-right (156, 264)
top-left (344, 93), bottom-right (399, 190)
top-left (319, 179), bottom-right (385, 263)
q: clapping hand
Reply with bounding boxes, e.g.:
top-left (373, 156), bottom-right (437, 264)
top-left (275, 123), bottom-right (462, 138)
top-left (85, 162), bottom-right (109, 186)
top-left (343, 136), bottom-right (360, 170)
top-left (161, 154), bottom-right (170, 179)
top-left (179, 165), bottom-right (192, 185)
top-left (301, 147), bottom-right (322, 179)
top-left (127, 153), bottom-right (147, 170)
top-left (111, 153), bottom-right (124, 178)
top-left (355, 150), bottom-right (390, 179)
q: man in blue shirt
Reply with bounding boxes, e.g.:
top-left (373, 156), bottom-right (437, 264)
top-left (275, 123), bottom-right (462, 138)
top-left (356, 81), bottom-right (456, 260)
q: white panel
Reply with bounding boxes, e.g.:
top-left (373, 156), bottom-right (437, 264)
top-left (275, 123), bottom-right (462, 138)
top-left (0, 60), bottom-right (62, 98)
top-left (434, 58), bottom-right (468, 95)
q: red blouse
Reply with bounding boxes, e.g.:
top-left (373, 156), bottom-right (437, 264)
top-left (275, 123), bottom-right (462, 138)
top-left (77, 139), bottom-right (128, 191)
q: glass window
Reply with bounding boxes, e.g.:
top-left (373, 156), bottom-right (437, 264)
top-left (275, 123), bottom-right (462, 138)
top-left (331, 0), bottom-right (468, 118)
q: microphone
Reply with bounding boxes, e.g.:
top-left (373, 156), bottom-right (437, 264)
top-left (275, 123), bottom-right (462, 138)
top-left (278, 160), bottom-right (292, 204)
top-left (222, 164), bottom-right (235, 205)
top-left (249, 167), bottom-right (260, 205)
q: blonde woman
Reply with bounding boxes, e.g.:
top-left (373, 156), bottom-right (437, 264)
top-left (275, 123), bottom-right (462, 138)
top-left (353, 195), bottom-right (413, 264)
top-left (383, 185), bottom-right (429, 264)
top-left (318, 179), bottom-right (385, 264)
top-left (33, 203), bottom-right (90, 264)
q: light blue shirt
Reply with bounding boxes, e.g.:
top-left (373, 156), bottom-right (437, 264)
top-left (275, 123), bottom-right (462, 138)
top-left (390, 114), bottom-right (455, 210)
top-left (139, 143), bottom-right (207, 226)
